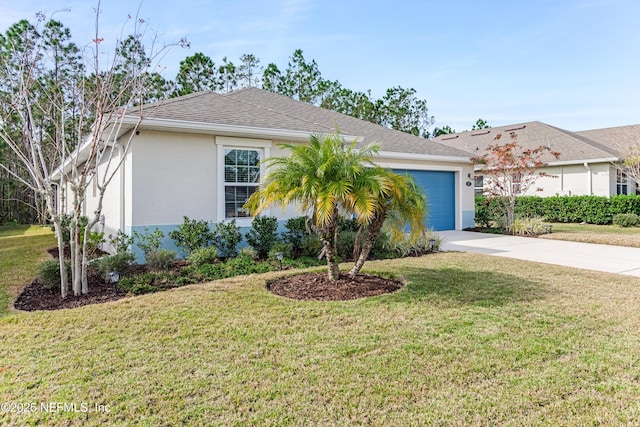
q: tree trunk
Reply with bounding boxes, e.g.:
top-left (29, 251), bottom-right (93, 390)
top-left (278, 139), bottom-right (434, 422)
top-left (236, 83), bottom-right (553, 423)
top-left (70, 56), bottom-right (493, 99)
top-left (323, 238), bottom-right (340, 281)
top-left (52, 219), bottom-right (69, 299)
top-left (349, 213), bottom-right (385, 278)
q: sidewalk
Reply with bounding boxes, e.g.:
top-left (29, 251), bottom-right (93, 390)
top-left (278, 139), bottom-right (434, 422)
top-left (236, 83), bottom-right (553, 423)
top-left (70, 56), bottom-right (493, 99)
top-left (440, 230), bottom-right (640, 277)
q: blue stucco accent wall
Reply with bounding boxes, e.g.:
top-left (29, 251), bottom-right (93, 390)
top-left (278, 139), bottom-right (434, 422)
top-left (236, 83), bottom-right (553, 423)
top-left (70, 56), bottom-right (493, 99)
top-left (128, 220), bottom-right (289, 263)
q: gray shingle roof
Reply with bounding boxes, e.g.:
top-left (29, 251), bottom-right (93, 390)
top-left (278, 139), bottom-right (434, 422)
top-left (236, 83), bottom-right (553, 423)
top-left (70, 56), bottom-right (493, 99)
top-left (576, 124), bottom-right (640, 156)
top-left (137, 87), bottom-right (470, 158)
top-left (432, 121), bottom-right (621, 163)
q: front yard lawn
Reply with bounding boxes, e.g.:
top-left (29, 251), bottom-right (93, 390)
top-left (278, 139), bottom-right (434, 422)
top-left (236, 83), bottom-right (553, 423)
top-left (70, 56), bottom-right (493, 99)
top-left (540, 222), bottom-right (640, 247)
top-left (0, 225), bottom-right (55, 315)
top-left (2, 231), bottom-right (640, 425)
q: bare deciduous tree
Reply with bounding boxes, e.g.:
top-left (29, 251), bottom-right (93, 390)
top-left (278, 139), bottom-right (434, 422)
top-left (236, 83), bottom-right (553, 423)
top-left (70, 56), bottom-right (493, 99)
top-left (0, 3), bottom-right (187, 297)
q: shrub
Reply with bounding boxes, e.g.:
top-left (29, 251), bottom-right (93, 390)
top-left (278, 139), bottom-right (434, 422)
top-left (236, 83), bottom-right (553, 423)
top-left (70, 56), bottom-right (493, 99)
top-left (187, 246), bottom-right (218, 267)
top-left (268, 242), bottom-right (293, 261)
top-left (119, 274), bottom-right (159, 295)
top-left (85, 231), bottom-right (105, 258)
top-left (94, 252), bottom-right (136, 277)
top-left (37, 259), bottom-right (71, 290)
top-left (212, 220), bottom-right (242, 258)
top-left (146, 249), bottom-right (175, 271)
top-left (338, 216), bottom-right (359, 232)
top-left (245, 216), bottom-right (279, 258)
top-left (196, 254), bottom-right (274, 281)
top-left (133, 227), bottom-right (165, 261)
top-left (300, 235), bottom-right (323, 258)
top-left (337, 230), bottom-right (356, 260)
top-left (613, 213), bottom-right (640, 227)
top-left (510, 217), bottom-right (551, 236)
top-left (239, 246), bottom-right (258, 259)
top-left (108, 230), bottom-right (134, 254)
top-left (282, 216), bottom-right (310, 255)
top-left (168, 216), bottom-right (215, 255)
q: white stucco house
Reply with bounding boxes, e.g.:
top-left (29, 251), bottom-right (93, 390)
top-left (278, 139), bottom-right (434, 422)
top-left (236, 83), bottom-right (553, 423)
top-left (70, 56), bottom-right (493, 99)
top-left (433, 121), bottom-right (640, 197)
top-left (58, 88), bottom-right (475, 256)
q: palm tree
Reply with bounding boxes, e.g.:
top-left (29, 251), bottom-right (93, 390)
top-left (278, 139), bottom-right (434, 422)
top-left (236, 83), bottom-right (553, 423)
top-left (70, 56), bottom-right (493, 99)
top-left (244, 131), bottom-right (381, 280)
top-left (348, 170), bottom-right (426, 277)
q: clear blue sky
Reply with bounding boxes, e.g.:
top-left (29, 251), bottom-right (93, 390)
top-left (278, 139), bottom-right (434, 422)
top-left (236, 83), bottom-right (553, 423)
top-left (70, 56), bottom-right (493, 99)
top-left (1, 0), bottom-right (638, 133)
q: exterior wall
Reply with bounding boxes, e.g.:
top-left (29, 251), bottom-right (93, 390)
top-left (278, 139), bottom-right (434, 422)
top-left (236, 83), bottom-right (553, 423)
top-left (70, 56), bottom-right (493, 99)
top-left (101, 130), bottom-right (473, 260)
top-left (83, 146), bottom-right (125, 246)
top-left (481, 162), bottom-right (615, 198)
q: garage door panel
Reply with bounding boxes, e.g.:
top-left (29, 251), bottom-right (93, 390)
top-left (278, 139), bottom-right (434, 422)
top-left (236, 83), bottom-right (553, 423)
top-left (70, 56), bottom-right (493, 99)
top-left (393, 169), bottom-right (455, 230)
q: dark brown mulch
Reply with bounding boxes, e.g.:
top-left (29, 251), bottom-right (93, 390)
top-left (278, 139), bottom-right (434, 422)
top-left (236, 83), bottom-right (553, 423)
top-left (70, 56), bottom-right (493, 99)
top-left (14, 279), bottom-right (127, 311)
top-left (267, 272), bottom-right (404, 301)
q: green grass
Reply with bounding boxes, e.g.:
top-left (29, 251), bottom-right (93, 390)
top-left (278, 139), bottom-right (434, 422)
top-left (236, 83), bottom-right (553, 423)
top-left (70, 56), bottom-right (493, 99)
top-left (0, 225), bottom-right (55, 315)
top-left (2, 235), bottom-right (640, 425)
top-left (541, 222), bottom-right (640, 247)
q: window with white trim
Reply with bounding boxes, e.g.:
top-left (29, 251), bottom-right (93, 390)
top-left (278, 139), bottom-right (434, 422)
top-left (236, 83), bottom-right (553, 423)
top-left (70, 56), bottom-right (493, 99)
top-left (474, 175), bottom-right (484, 196)
top-left (512, 173), bottom-right (522, 195)
top-left (617, 169), bottom-right (628, 195)
top-left (224, 148), bottom-right (260, 218)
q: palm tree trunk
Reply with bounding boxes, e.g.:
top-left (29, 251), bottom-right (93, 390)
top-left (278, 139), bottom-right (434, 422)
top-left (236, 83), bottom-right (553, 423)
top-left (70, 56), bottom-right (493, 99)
top-left (323, 238), bottom-right (340, 280)
top-left (349, 213), bottom-right (385, 277)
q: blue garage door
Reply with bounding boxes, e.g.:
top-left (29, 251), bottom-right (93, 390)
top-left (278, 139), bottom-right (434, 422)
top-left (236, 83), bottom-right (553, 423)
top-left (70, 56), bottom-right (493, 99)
top-left (394, 170), bottom-right (456, 230)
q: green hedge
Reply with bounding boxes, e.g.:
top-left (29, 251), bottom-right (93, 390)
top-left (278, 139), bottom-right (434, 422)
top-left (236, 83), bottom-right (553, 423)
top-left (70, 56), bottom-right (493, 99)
top-left (476, 195), bottom-right (640, 225)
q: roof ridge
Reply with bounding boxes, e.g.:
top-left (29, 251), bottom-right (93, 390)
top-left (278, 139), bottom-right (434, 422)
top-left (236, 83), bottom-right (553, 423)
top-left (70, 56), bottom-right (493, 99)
top-left (543, 123), bottom-right (619, 157)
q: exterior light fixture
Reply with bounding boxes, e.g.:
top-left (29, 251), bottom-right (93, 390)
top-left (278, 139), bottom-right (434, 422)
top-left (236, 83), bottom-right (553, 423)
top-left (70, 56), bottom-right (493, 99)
top-left (109, 271), bottom-right (120, 293)
top-left (428, 239), bottom-right (436, 252)
top-left (275, 252), bottom-right (284, 270)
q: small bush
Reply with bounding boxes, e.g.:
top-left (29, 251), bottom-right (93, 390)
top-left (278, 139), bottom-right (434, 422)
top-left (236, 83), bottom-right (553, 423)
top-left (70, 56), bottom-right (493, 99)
top-left (94, 252), bottom-right (136, 277)
top-left (282, 216), bottom-right (310, 255)
top-left (212, 220), bottom-right (242, 258)
top-left (245, 216), bottom-right (279, 258)
top-left (268, 242), bottom-right (293, 261)
top-left (168, 216), bottom-right (215, 255)
top-left (337, 230), bottom-right (356, 260)
top-left (133, 227), bottom-right (165, 261)
top-left (119, 274), bottom-right (158, 295)
top-left (37, 259), bottom-right (71, 290)
top-left (613, 213), bottom-right (640, 227)
top-left (239, 246), bottom-right (258, 259)
top-left (187, 246), bottom-right (218, 267)
top-left (510, 217), bottom-right (552, 236)
top-left (146, 249), bottom-right (175, 271)
top-left (108, 230), bottom-right (134, 254)
top-left (300, 235), bottom-right (323, 258)
top-left (85, 231), bottom-right (105, 258)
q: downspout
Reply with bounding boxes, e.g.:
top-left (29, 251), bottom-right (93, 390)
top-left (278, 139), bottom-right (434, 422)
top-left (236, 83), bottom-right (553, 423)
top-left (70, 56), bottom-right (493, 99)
top-left (583, 162), bottom-right (592, 195)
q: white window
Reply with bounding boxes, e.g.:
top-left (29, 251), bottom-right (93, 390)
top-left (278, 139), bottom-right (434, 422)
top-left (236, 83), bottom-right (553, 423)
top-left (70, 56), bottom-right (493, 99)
top-left (474, 175), bottom-right (484, 196)
top-left (224, 148), bottom-right (260, 218)
top-left (512, 173), bottom-right (522, 195)
top-left (617, 169), bottom-right (628, 195)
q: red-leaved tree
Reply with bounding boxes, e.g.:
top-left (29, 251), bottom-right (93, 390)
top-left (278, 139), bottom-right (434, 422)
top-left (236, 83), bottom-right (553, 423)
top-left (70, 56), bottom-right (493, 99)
top-left (471, 132), bottom-right (560, 231)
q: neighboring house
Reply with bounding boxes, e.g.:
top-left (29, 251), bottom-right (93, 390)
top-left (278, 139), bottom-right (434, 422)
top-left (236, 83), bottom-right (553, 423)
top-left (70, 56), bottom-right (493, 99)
top-left (57, 88), bottom-right (475, 257)
top-left (433, 121), bottom-right (640, 198)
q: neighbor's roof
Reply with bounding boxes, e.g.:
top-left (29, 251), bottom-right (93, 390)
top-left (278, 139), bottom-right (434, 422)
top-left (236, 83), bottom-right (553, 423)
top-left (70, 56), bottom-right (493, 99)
top-left (432, 121), bottom-right (621, 164)
top-left (134, 87), bottom-right (471, 160)
top-left (576, 124), bottom-right (640, 156)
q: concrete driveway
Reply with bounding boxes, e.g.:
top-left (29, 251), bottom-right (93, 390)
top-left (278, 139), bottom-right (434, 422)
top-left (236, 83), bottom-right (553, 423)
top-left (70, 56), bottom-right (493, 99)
top-left (440, 230), bottom-right (640, 277)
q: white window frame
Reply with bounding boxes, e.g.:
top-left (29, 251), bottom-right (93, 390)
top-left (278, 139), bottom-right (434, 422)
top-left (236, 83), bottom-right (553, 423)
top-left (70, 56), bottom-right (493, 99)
top-left (474, 175), bottom-right (484, 196)
top-left (617, 169), bottom-right (628, 195)
top-left (216, 137), bottom-right (271, 226)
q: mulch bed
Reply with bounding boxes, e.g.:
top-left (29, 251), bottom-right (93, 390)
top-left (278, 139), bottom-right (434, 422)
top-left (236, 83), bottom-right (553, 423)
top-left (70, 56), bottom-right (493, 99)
top-left (14, 247), bottom-right (403, 311)
top-left (267, 272), bottom-right (404, 301)
top-left (14, 279), bottom-right (127, 311)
